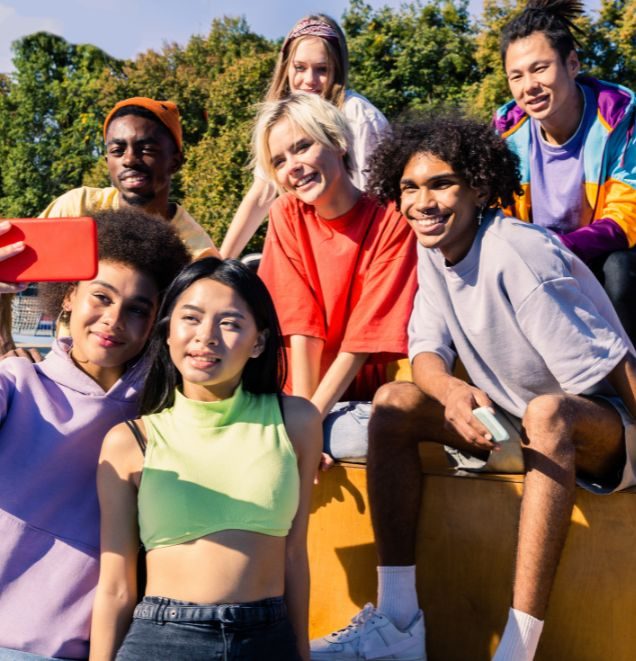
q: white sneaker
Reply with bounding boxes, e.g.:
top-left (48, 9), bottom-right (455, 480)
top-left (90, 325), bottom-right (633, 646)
top-left (310, 603), bottom-right (426, 660)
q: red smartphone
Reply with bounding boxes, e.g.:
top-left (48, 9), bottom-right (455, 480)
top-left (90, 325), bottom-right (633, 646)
top-left (0, 217), bottom-right (98, 282)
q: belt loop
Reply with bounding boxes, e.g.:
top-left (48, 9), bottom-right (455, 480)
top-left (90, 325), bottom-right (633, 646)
top-left (155, 598), bottom-right (167, 623)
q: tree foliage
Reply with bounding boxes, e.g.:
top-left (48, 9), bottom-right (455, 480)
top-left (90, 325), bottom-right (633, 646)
top-left (0, 32), bottom-right (122, 216)
top-left (0, 1), bottom-right (631, 251)
top-left (585, 0), bottom-right (636, 90)
top-left (344, 0), bottom-right (478, 118)
top-left (181, 51), bottom-right (277, 251)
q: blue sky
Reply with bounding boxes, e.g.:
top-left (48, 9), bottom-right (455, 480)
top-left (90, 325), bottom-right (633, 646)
top-left (0, 0), bottom-right (602, 74)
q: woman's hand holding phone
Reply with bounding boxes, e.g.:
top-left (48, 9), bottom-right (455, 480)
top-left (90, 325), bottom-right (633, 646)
top-left (0, 222), bottom-right (29, 294)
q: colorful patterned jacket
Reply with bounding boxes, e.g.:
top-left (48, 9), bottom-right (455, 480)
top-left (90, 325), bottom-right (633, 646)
top-left (494, 76), bottom-right (636, 262)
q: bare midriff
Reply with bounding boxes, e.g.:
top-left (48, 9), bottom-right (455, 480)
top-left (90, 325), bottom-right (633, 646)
top-left (145, 529), bottom-right (287, 604)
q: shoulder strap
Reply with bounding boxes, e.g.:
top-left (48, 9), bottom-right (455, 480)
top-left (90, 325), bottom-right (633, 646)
top-left (125, 419), bottom-right (147, 456)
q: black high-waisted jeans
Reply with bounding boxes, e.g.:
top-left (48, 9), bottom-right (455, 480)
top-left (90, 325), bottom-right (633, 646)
top-left (116, 595), bottom-right (300, 661)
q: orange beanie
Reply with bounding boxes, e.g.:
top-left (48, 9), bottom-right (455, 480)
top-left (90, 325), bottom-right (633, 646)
top-left (103, 97), bottom-right (183, 151)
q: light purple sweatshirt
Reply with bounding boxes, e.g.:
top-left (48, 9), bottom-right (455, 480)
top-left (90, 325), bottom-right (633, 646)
top-left (0, 339), bottom-right (145, 659)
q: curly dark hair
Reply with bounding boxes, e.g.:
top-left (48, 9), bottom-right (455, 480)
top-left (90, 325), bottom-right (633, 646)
top-left (41, 208), bottom-right (191, 322)
top-left (500, 0), bottom-right (584, 64)
top-left (366, 112), bottom-right (523, 209)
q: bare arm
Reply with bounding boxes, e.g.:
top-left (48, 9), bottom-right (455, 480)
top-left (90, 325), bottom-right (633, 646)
top-left (413, 352), bottom-right (497, 450)
top-left (607, 353), bottom-right (636, 419)
top-left (311, 351), bottom-right (369, 420)
top-left (220, 178), bottom-right (277, 259)
top-left (90, 423), bottom-right (144, 660)
top-left (289, 334), bottom-right (323, 400)
top-left (283, 396), bottom-right (322, 661)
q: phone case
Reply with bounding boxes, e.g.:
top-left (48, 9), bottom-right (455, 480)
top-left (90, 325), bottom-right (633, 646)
top-left (0, 217), bottom-right (98, 282)
top-left (472, 407), bottom-right (510, 443)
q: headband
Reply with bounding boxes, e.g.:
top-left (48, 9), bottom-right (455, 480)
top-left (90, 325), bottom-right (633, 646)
top-left (282, 19), bottom-right (340, 55)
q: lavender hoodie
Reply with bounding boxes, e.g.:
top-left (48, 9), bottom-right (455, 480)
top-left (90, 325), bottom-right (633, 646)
top-left (0, 339), bottom-right (145, 659)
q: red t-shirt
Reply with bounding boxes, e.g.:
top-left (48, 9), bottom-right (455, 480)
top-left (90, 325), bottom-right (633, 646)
top-left (258, 192), bottom-right (417, 401)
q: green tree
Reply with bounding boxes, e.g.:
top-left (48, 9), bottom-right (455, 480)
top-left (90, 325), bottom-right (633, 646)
top-left (0, 4), bottom-right (630, 248)
top-left (586, 0), bottom-right (636, 88)
top-left (0, 32), bottom-right (122, 217)
top-left (468, 0), bottom-right (521, 119)
top-left (343, 0), bottom-right (478, 118)
top-left (91, 16), bottom-right (275, 210)
top-left (181, 50), bottom-right (276, 251)
top-left (101, 17), bottom-right (273, 147)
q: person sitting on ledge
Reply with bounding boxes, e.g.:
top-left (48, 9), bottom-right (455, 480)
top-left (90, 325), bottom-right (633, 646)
top-left (255, 93), bottom-right (417, 469)
top-left (310, 113), bottom-right (636, 661)
top-left (495, 0), bottom-right (636, 343)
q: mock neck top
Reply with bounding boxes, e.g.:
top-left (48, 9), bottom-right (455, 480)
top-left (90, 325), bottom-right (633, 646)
top-left (138, 384), bottom-right (300, 549)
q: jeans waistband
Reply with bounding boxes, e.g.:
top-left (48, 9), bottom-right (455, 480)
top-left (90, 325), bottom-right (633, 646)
top-left (133, 595), bottom-right (287, 625)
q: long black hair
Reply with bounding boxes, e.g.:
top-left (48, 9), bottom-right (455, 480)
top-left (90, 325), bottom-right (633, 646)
top-left (139, 257), bottom-right (287, 414)
top-left (500, 0), bottom-right (585, 65)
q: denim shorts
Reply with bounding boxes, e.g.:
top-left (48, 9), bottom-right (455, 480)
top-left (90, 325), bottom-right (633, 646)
top-left (445, 396), bottom-right (636, 494)
top-left (0, 650), bottom-right (59, 661)
top-left (116, 595), bottom-right (300, 661)
top-left (323, 401), bottom-right (371, 462)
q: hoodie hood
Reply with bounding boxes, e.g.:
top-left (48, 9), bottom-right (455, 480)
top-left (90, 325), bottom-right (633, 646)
top-left (37, 336), bottom-right (149, 400)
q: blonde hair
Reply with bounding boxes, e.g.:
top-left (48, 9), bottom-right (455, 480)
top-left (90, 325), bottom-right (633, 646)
top-left (265, 14), bottom-right (349, 108)
top-left (253, 92), bottom-right (353, 191)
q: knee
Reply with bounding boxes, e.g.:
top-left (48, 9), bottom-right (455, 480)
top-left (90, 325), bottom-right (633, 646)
top-left (372, 381), bottom-right (427, 416)
top-left (369, 383), bottom-right (428, 451)
top-left (522, 394), bottom-right (574, 453)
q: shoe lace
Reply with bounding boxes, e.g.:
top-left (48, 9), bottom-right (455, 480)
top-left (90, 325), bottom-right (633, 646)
top-left (331, 603), bottom-right (378, 641)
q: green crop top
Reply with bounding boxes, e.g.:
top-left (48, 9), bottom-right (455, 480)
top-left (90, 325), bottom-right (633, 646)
top-left (137, 384), bottom-right (300, 550)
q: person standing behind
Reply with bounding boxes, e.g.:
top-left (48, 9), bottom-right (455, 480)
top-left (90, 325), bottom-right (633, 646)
top-left (494, 0), bottom-right (636, 341)
top-left (42, 97), bottom-right (218, 259)
top-left (0, 97), bottom-right (219, 352)
top-left (220, 14), bottom-right (388, 259)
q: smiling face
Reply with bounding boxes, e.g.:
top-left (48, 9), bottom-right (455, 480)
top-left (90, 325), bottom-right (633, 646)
top-left (400, 152), bottom-right (487, 264)
top-left (105, 114), bottom-right (182, 212)
top-left (65, 261), bottom-right (159, 390)
top-left (287, 37), bottom-right (334, 96)
top-left (504, 31), bottom-right (580, 143)
top-left (167, 278), bottom-right (266, 401)
top-left (267, 117), bottom-right (350, 216)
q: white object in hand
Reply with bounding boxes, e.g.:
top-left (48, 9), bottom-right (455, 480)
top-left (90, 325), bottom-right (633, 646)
top-left (472, 407), bottom-right (510, 443)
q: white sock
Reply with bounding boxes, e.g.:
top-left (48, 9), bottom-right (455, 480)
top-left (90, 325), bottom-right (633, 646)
top-left (493, 608), bottom-right (544, 661)
top-left (377, 565), bottom-right (420, 631)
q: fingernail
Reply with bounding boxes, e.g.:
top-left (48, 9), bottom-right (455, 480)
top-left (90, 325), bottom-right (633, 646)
top-left (485, 433), bottom-right (492, 441)
top-left (0, 221), bottom-right (9, 230)
top-left (13, 241), bottom-right (25, 250)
